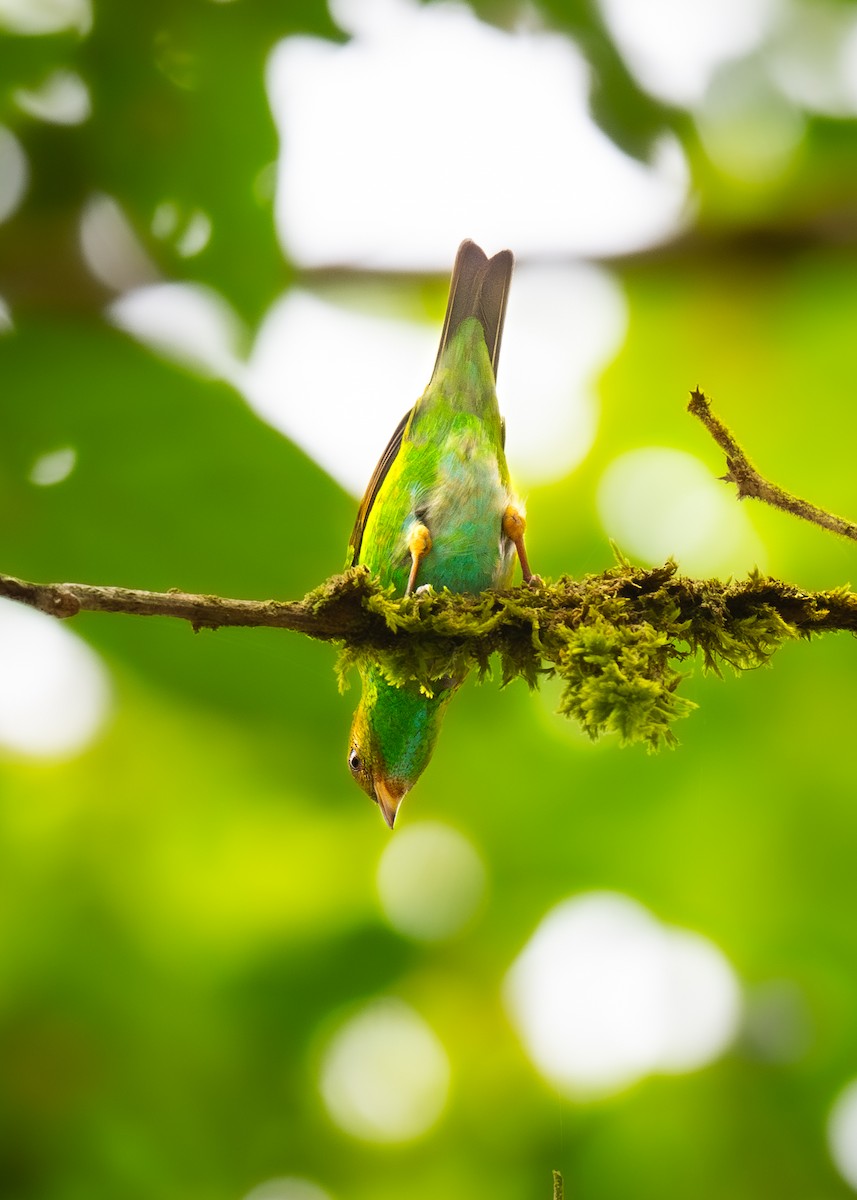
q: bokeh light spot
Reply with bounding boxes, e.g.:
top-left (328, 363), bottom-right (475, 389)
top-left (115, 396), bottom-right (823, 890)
top-left (0, 125), bottom-right (29, 225)
top-left (829, 1079), bottom-right (857, 1191)
top-left (596, 0), bottom-right (779, 107)
top-left (376, 821), bottom-right (486, 942)
top-left (29, 446), bottom-right (77, 486)
top-left (80, 194), bottom-right (160, 292)
top-left (656, 928), bottom-right (743, 1072)
top-left (597, 447), bottom-right (766, 575)
top-left (501, 264), bottom-right (626, 484)
top-left (0, 295), bottom-right (12, 333)
top-left (741, 980), bottom-right (811, 1063)
top-left (151, 201), bottom-right (179, 239)
top-left (253, 160), bottom-right (278, 205)
top-left (245, 290), bottom-right (436, 493)
top-left (150, 202), bottom-right (212, 257)
top-left (505, 892), bottom-right (741, 1097)
top-left (0, 0), bottom-right (91, 35)
top-left (153, 30), bottom-right (199, 90)
top-left (109, 282), bottom-right (246, 382)
top-left (835, 20), bottom-right (857, 114)
top-left (319, 998), bottom-right (450, 1142)
top-left (697, 63), bottom-right (804, 184)
top-left (769, 2), bottom-right (857, 118)
top-left (241, 1179), bottom-right (332, 1200)
top-left (237, 268), bottom-right (623, 494)
top-left (0, 598), bottom-right (111, 757)
top-left (175, 209), bottom-right (212, 258)
top-left (14, 70), bottom-right (91, 125)
top-left (267, 0), bottom-right (689, 269)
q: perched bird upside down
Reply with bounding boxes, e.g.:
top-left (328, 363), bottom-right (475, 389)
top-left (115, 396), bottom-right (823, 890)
top-left (346, 240), bottom-right (537, 828)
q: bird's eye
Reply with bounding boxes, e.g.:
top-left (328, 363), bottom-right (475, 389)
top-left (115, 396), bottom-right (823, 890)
top-left (348, 749), bottom-right (361, 774)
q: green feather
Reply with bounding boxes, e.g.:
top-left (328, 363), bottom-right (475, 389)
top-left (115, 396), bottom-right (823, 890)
top-left (346, 240), bottom-right (521, 825)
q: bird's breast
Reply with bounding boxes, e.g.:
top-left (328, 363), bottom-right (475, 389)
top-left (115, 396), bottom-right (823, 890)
top-left (416, 434), bottom-right (514, 593)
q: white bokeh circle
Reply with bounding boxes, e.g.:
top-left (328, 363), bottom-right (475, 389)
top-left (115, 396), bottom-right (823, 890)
top-left (505, 891), bottom-right (742, 1097)
top-left (376, 821), bottom-right (486, 942)
top-left (319, 998), bottom-right (450, 1143)
top-left (0, 598), bottom-right (111, 757)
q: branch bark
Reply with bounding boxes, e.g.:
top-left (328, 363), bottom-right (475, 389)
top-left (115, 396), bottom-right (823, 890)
top-left (2, 564), bottom-right (856, 644)
top-left (3, 391), bottom-right (853, 649)
top-left (3, 557), bottom-right (854, 751)
top-left (0, 568), bottom-right (379, 639)
top-left (2, 388), bottom-right (852, 751)
top-left (688, 388), bottom-right (857, 541)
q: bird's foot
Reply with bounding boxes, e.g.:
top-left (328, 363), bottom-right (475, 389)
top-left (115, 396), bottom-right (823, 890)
top-left (405, 522), bottom-right (433, 595)
top-left (502, 503), bottom-right (538, 585)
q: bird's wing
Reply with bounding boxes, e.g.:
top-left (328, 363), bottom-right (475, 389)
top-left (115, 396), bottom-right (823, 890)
top-left (347, 407), bottom-right (412, 565)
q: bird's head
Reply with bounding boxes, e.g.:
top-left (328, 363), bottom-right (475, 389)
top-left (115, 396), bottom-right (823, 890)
top-left (347, 667), bottom-right (454, 829)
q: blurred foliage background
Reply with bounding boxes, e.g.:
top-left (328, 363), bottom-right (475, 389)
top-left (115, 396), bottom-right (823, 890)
top-left (2, 1), bottom-right (857, 1198)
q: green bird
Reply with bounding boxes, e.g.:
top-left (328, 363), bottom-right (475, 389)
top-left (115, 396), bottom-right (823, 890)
top-left (346, 240), bottom-right (536, 828)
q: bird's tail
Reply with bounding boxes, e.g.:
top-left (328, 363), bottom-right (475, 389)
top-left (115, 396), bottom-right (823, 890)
top-left (430, 239), bottom-right (514, 384)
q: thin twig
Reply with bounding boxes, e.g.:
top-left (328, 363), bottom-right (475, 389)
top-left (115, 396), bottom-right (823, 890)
top-left (688, 388), bottom-right (857, 542)
top-left (553, 1169), bottom-right (564, 1200)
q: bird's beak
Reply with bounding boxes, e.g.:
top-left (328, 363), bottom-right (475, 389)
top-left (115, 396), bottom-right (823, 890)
top-left (374, 777), bottom-right (408, 830)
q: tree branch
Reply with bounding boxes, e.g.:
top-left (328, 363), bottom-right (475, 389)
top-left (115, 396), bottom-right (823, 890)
top-left (7, 377), bottom-right (857, 751)
top-left (2, 564), bottom-right (856, 643)
top-left (2, 558), bottom-right (856, 748)
top-left (0, 568), bottom-right (379, 639)
top-left (688, 388), bottom-right (857, 541)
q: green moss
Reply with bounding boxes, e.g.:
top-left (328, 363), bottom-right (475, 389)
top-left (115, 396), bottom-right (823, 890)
top-left (553, 617), bottom-right (694, 748)
top-left (329, 560), bottom-right (857, 749)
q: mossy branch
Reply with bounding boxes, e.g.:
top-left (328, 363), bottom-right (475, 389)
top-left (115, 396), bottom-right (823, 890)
top-left (2, 388), bottom-right (854, 750)
top-left (2, 560), bottom-right (856, 750)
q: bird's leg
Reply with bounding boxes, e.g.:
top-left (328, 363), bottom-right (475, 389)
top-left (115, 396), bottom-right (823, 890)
top-left (502, 504), bottom-right (541, 585)
top-left (405, 522), bottom-right (433, 595)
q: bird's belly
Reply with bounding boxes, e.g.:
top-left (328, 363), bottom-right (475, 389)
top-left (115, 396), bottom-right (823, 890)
top-left (418, 445), bottom-right (513, 594)
top-left (358, 423), bottom-right (517, 595)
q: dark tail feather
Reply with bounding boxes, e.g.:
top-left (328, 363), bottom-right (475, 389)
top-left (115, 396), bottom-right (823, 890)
top-left (431, 239), bottom-right (514, 383)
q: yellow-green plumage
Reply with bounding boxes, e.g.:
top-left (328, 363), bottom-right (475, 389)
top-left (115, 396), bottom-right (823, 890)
top-left (346, 240), bottom-right (527, 827)
top-left (358, 319), bottom-right (516, 595)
